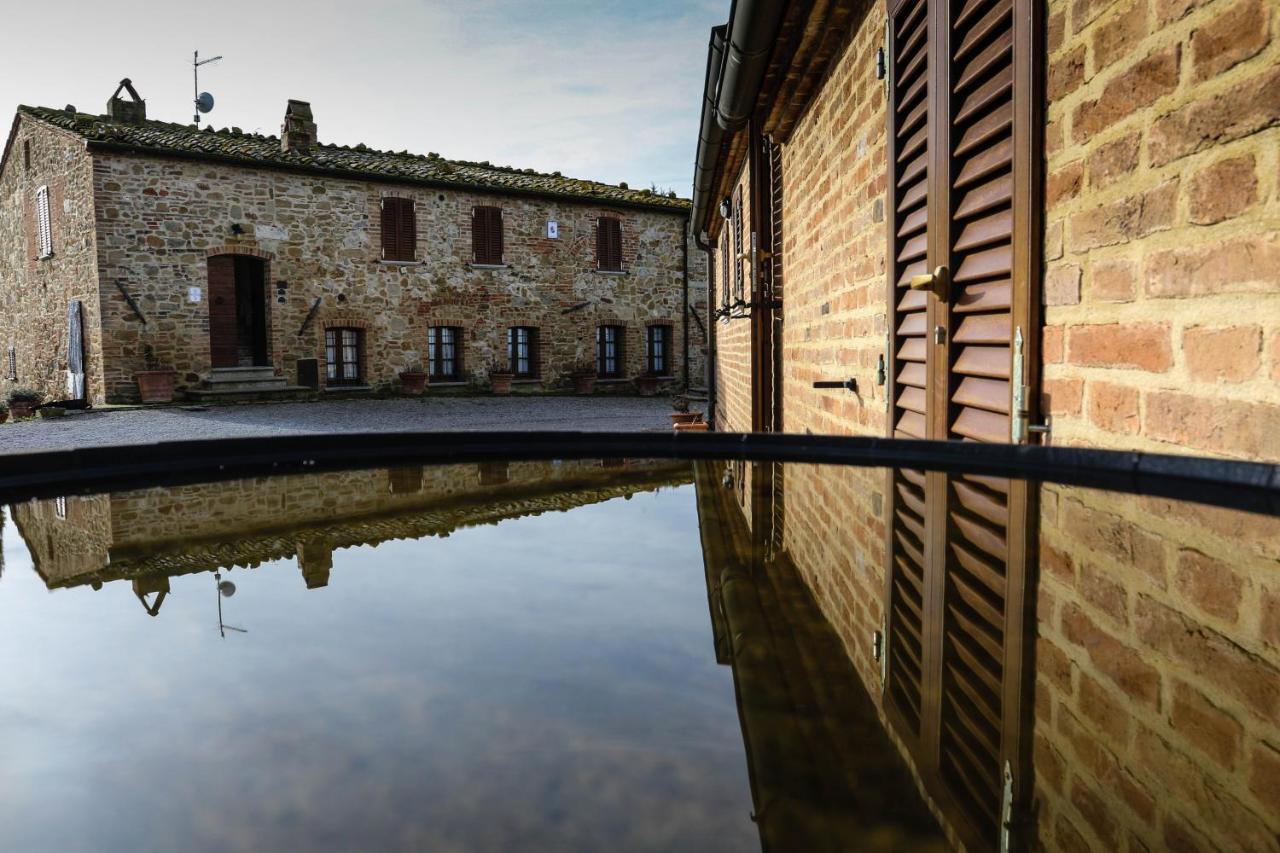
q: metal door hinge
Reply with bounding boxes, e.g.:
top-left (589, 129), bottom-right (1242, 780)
top-left (1000, 761), bottom-right (1015, 853)
top-left (933, 325), bottom-right (946, 345)
top-left (875, 353), bottom-right (886, 386)
top-left (1011, 327), bottom-right (1050, 443)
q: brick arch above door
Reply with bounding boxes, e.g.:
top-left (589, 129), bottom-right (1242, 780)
top-left (204, 245), bottom-right (273, 261)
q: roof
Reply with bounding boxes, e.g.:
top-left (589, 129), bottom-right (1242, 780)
top-left (15, 105), bottom-right (690, 213)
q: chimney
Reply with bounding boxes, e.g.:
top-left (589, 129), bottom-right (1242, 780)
top-left (281, 100), bottom-right (316, 154)
top-left (106, 78), bottom-right (146, 125)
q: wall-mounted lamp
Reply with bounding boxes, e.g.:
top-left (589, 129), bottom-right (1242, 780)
top-left (718, 198), bottom-right (732, 220)
top-left (230, 222), bottom-right (244, 236)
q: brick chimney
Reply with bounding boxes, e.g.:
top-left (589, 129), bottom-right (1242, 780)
top-left (106, 78), bottom-right (146, 124)
top-left (281, 100), bottom-right (316, 154)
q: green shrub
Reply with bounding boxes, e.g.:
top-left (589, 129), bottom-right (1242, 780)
top-left (6, 387), bottom-right (43, 405)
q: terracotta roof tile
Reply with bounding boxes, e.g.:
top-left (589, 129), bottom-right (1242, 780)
top-left (18, 105), bottom-right (689, 212)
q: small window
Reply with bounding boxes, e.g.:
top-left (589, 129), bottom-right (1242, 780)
top-left (472, 206), bottom-right (504, 265)
top-left (428, 326), bottom-right (462, 381)
top-left (36, 185), bottom-right (52, 259)
top-left (380, 197), bottom-right (416, 262)
top-left (596, 216), bottom-right (622, 271)
top-left (325, 327), bottom-right (364, 385)
top-left (507, 326), bottom-right (539, 378)
top-left (7, 344), bottom-right (16, 381)
top-left (597, 325), bottom-right (624, 378)
top-left (646, 325), bottom-right (671, 376)
top-left (23, 140), bottom-right (31, 171)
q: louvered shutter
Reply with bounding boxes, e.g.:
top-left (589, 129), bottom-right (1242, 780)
top-left (397, 199), bottom-right (416, 262)
top-left (474, 206), bottom-right (503, 265)
top-left (882, 0), bottom-right (1040, 847)
top-left (597, 217), bottom-right (622, 271)
top-left (35, 185), bottom-right (52, 258)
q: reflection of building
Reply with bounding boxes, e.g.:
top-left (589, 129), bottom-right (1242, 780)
top-left (12, 460), bottom-right (690, 610)
top-left (714, 459), bottom-right (1280, 851)
top-left (695, 462), bottom-right (946, 851)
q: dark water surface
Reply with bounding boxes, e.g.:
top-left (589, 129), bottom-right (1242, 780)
top-left (2, 457), bottom-right (1276, 852)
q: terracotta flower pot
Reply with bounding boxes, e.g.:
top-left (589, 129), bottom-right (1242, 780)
top-left (674, 420), bottom-right (709, 432)
top-left (9, 401), bottom-right (37, 419)
top-left (572, 374), bottom-right (597, 395)
top-left (399, 371), bottom-right (428, 395)
top-left (0, 410), bottom-right (8, 424)
top-left (636, 375), bottom-right (660, 397)
top-left (489, 372), bottom-right (514, 395)
top-left (671, 412), bottom-right (699, 427)
top-left (135, 369), bottom-right (177, 403)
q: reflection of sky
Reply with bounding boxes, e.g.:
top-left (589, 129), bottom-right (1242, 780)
top-left (0, 486), bottom-right (757, 853)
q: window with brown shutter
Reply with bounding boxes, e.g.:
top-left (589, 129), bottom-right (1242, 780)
top-left (881, 0), bottom-right (1042, 847)
top-left (380, 197), bottom-right (416, 262)
top-left (596, 217), bottom-right (622, 271)
top-left (472, 206), bottom-right (504, 265)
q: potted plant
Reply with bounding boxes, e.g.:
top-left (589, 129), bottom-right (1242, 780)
top-left (135, 344), bottom-right (177, 403)
top-left (636, 374), bottom-right (660, 397)
top-left (674, 420), bottom-right (709, 432)
top-left (0, 400), bottom-right (8, 424)
top-left (489, 368), bottom-right (514, 395)
top-left (399, 363), bottom-right (428, 395)
top-left (6, 387), bottom-right (42, 419)
top-left (570, 362), bottom-right (597, 395)
top-left (670, 394), bottom-right (699, 427)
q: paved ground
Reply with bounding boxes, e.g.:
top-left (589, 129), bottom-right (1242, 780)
top-left (0, 397), bottom-right (677, 455)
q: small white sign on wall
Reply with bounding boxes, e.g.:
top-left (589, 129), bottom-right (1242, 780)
top-left (547, 220), bottom-right (559, 239)
top-left (188, 286), bottom-right (202, 304)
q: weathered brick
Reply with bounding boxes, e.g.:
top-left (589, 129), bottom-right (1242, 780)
top-left (1067, 179), bottom-right (1178, 252)
top-left (1190, 0), bottom-right (1271, 82)
top-left (1187, 153), bottom-right (1258, 225)
top-left (1143, 232), bottom-right (1280, 297)
top-left (1145, 391), bottom-right (1280, 459)
top-left (1093, 0), bottom-right (1149, 72)
top-left (1047, 160), bottom-right (1084, 208)
top-left (1048, 9), bottom-right (1066, 53)
top-left (1148, 65), bottom-right (1280, 166)
top-left (1080, 560), bottom-right (1128, 624)
top-left (1086, 132), bottom-right (1141, 189)
top-left (1044, 325), bottom-right (1066, 363)
top-left (1249, 741), bottom-right (1280, 813)
top-left (1045, 264), bottom-right (1082, 305)
top-left (1046, 218), bottom-right (1065, 261)
top-left (1135, 594), bottom-right (1280, 719)
top-left (1072, 46), bottom-right (1181, 142)
top-left (1042, 375), bottom-right (1085, 415)
top-left (1077, 671), bottom-right (1131, 743)
top-left (1041, 538), bottom-right (1077, 583)
top-left (1050, 45), bottom-right (1088, 101)
top-left (1038, 635), bottom-right (1076, 691)
top-left (1061, 601), bottom-right (1161, 708)
top-left (1068, 322), bottom-right (1172, 372)
top-left (1091, 258), bottom-right (1136, 302)
top-left (1035, 733), bottom-right (1067, 793)
top-left (1070, 779), bottom-right (1121, 849)
top-left (1175, 548), bottom-right (1245, 622)
top-left (1088, 380), bottom-right (1141, 434)
top-left (1169, 680), bottom-right (1243, 769)
top-left (1183, 324), bottom-right (1262, 383)
top-left (1263, 585), bottom-right (1280, 650)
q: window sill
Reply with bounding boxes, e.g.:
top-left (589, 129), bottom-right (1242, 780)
top-left (469, 263), bottom-right (509, 270)
top-left (429, 380), bottom-right (468, 387)
top-left (593, 269), bottom-right (627, 276)
top-left (378, 260), bottom-right (423, 267)
top-left (37, 252), bottom-right (54, 262)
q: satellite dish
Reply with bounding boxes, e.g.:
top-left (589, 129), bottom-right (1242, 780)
top-left (196, 92), bottom-right (215, 114)
top-left (218, 580), bottom-right (236, 598)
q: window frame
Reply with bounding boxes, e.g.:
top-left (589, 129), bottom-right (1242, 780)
top-left (646, 324), bottom-right (672, 377)
top-left (507, 326), bottom-right (540, 379)
top-left (35, 184), bottom-right (52, 260)
top-left (380, 196), bottom-right (417, 262)
top-left (596, 325), bottom-right (625, 379)
top-left (427, 325), bottom-right (463, 381)
top-left (324, 327), bottom-right (365, 386)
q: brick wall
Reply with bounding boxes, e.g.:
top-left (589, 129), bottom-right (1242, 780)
top-left (711, 165), bottom-right (754, 432)
top-left (0, 118), bottom-right (104, 403)
top-left (89, 152), bottom-right (701, 403)
top-left (1043, 0), bottom-right (1280, 459)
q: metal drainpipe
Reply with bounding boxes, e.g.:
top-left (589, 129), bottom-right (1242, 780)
top-left (695, 233), bottom-right (717, 428)
top-left (682, 216), bottom-right (690, 391)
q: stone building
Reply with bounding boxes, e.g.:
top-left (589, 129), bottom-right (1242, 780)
top-left (690, 1), bottom-right (1278, 851)
top-left (0, 81), bottom-right (707, 404)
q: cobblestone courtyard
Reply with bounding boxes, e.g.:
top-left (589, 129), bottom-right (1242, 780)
top-left (0, 397), bottom-right (677, 456)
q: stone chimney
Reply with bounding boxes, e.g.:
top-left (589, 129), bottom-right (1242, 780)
top-left (106, 79), bottom-right (146, 124)
top-left (281, 100), bottom-right (317, 154)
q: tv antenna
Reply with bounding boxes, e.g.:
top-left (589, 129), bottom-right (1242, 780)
top-left (193, 50), bottom-right (222, 126)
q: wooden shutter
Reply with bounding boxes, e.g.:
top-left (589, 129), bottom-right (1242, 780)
top-left (207, 255), bottom-right (239, 369)
top-left (597, 217), bottom-right (621, 271)
top-left (473, 206), bottom-right (503, 265)
top-left (882, 0), bottom-right (1041, 847)
top-left (381, 198), bottom-right (415, 261)
top-left (528, 327), bottom-right (541, 377)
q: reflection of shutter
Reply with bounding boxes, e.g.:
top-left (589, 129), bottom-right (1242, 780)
top-left (884, 0), bottom-right (931, 745)
top-left (881, 0), bottom-right (1041, 847)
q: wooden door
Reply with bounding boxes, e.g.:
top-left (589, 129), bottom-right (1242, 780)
top-left (882, 0), bottom-right (1042, 846)
top-left (208, 255), bottom-right (238, 369)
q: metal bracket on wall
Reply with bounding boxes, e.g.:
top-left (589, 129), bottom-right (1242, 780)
top-left (114, 280), bottom-right (147, 326)
top-left (296, 297), bottom-right (322, 338)
top-left (813, 378), bottom-right (858, 394)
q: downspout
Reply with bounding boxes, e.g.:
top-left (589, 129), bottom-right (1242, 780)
top-left (715, 0), bottom-right (788, 133)
top-left (682, 215), bottom-right (690, 391)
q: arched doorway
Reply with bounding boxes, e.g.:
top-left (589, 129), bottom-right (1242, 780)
top-left (207, 254), bottom-right (269, 368)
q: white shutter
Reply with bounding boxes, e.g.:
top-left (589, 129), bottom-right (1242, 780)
top-left (35, 185), bottom-right (52, 258)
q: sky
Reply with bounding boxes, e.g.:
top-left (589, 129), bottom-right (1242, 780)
top-left (1, 0), bottom-right (726, 195)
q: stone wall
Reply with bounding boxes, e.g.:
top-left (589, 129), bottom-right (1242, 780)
top-left (91, 152), bottom-right (703, 403)
top-left (0, 117), bottom-right (104, 404)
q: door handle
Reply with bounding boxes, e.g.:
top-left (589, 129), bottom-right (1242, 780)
top-left (909, 265), bottom-right (949, 293)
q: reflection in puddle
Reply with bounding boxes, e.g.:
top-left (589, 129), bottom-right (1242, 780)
top-left (2, 458), bottom-right (1277, 851)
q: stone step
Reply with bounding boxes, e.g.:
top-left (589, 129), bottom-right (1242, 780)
top-left (206, 366), bottom-right (282, 384)
top-left (184, 385), bottom-right (314, 404)
top-left (200, 379), bottom-right (291, 393)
